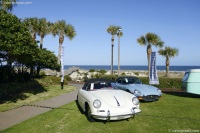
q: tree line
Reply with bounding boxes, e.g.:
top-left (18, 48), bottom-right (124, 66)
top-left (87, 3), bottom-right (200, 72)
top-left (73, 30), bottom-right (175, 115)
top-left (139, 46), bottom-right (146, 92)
top-left (0, 10), bottom-right (55, 82)
top-left (0, 1), bottom-right (76, 83)
top-left (0, 0), bottom-right (179, 85)
top-left (107, 25), bottom-right (179, 77)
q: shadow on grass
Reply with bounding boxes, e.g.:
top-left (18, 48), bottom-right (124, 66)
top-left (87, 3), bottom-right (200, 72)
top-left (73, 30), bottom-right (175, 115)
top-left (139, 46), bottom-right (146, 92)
top-left (0, 80), bottom-right (47, 104)
top-left (163, 91), bottom-right (200, 98)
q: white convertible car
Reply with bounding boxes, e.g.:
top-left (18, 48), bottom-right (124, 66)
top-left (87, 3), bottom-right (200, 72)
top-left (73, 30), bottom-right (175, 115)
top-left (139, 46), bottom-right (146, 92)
top-left (77, 78), bottom-right (141, 122)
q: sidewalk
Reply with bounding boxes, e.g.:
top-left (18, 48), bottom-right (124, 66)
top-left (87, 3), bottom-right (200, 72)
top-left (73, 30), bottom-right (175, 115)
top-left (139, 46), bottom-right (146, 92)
top-left (0, 84), bottom-right (82, 131)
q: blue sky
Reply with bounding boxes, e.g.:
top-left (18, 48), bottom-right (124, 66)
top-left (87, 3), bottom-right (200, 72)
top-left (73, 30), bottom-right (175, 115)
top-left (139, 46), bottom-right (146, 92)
top-left (12, 0), bottom-right (200, 66)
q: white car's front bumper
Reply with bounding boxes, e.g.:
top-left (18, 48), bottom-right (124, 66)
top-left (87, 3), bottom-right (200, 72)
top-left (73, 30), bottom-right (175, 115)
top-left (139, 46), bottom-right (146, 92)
top-left (92, 108), bottom-right (141, 121)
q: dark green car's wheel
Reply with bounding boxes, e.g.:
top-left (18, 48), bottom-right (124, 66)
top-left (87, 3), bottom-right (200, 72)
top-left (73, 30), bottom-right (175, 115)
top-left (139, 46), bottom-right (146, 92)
top-left (86, 105), bottom-right (95, 122)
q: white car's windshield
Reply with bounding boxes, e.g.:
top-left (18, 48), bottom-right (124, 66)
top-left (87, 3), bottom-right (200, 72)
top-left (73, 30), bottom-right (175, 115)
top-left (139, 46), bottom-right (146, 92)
top-left (82, 79), bottom-right (118, 91)
top-left (92, 82), bottom-right (113, 90)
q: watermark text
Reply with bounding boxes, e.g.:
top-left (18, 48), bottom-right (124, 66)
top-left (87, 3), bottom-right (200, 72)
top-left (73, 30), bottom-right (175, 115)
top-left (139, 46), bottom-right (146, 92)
top-left (168, 129), bottom-right (199, 133)
top-left (1, 1), bottom-right (32, 5)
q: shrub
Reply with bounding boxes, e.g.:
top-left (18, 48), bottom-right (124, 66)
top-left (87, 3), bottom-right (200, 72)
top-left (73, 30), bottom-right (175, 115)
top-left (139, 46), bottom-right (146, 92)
top-left (98, 70), bottom-right (107, 74)
top-left (121, 72), bottom-right (126, 76)
top-left (139, 77), bottom-right (182, 90)
top-left (134, 72), bottom-right (139, 76)
top-left (89, 69), bottom-right (95, 72)
top-left (36, 76), bottom-right (68, 86)
top-left (39, 71), bottom-right (46, 76)
top-left (65, 75), bottom-right (72, 81)
top-left (0, 66), bottom-right (31, 83)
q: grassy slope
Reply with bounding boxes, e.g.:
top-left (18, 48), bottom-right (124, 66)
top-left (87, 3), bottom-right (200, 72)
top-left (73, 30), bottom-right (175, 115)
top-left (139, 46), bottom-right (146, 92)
top-left (2, 93), bottom-right (200, 133)
top-left (0, 85), bottom-right (76, 112)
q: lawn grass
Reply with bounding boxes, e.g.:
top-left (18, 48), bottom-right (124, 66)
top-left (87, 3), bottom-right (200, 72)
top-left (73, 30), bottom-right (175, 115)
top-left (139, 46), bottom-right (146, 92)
top-left (0, 85), bottom-right (76, 112)
top-left (2, 93), bottom-right (200, 133)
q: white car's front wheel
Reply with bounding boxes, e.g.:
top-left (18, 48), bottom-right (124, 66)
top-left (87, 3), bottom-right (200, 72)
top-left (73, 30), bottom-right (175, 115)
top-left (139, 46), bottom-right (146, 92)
top-left (86, 105), bottom-right (95, 122)
top-left (132, 114), bottom-right (135, 119)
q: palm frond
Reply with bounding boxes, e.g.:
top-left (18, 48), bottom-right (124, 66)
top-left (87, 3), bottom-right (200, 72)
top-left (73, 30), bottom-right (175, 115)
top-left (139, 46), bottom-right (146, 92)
top-left (37, 18), bottom-right (51, 38)
top-left (158, 46), bottom-right (179, 58)
top-left (107, 25), bottom-right (121, 36)
top-left (137, 36), bottom-right (146, 46)
top-left (65, 24), bottom-right (76, 40)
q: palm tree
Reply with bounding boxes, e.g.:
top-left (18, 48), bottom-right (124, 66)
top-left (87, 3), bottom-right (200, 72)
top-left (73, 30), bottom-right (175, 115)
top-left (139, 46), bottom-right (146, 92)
top-left (23, 17), bottom-right (39, 41)
top-left (37, 18), bottom-right (52, 49)
top-left (51, 20), bottom-right (76, 65)
top-left (23, 17), bottom-right (39, 77)
top-left (137, 32), bottom-right (164, 76)
top-left (107, 25), bottom-right (122, 75)
top-left (0, 0), bottom-right (17, 11)
top-left (117, 29), bottom-right (123, 76)
top-left (36, 18), bottom-right (52, 76)
top-left (158, 46), bottom-right (179, 77)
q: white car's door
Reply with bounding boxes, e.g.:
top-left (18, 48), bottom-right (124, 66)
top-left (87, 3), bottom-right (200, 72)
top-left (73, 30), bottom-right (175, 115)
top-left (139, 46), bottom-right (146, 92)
top-left (78, 89), bottom-right (85, 109)
top-left (78, 83), bottom-right (91, 111)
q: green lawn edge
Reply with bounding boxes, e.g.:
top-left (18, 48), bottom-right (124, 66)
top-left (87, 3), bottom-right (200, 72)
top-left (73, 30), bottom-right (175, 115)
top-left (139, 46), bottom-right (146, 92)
top-left (2, 93), bottom-right (200, 133)
top-left (0, 85), bottom-right (76, 112)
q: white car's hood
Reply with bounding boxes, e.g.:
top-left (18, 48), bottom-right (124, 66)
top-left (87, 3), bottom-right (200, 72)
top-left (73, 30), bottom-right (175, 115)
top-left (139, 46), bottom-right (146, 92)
top-left (91, 90), bottom-right (127, 108)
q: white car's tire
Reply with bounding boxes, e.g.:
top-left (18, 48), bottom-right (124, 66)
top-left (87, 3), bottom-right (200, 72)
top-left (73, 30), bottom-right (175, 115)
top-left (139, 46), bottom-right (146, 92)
top-left (86, 105), bottom-right (95, 122)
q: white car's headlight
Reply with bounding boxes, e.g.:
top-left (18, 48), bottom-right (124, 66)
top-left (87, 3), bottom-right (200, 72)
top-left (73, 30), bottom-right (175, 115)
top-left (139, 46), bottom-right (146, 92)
top-left (132, 97), bottom-right (139, 105)
top-left (134, 90), bottom-right (141, 96)
top-left (93, 99), bottom-right (101, 108)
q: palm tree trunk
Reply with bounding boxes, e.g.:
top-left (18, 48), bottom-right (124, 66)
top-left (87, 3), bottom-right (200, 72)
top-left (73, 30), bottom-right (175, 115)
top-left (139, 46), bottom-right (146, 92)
top-left (30, 65), bottom-right (34, 79)
top-left (166, 56), bottom-right (170, 77)
top-left (147, 45), bottom-right (152, 77)
top-left (111, 36), bottom-right (114, 75)
top-left (58, 43), bottom-right (62, 66)
top-left (36, 67), bottom-right (40, 77)
top-left (58, 36), bottom-right (64, 66)
top-left (31, 32), bottom-right (36, 40)
top-left (118, 34), bottom-right (120, 76)
top-left (39, 37), bottom-right (43, 49)
top-left (37, 37), bottom-right (44, 76)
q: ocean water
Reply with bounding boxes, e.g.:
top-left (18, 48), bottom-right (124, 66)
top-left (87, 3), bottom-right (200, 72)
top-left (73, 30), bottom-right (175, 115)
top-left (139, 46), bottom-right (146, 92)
top-left (64, 65), bottom-right (200, 72)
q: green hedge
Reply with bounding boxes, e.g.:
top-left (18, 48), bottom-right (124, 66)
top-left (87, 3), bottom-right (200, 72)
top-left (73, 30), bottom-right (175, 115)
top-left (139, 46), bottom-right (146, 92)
top-left (35, 76), bottom-right (68, 86)
top-left (90, 74), bottom-right (118, 81)
top-left (139, 77), bottom-right (182, 90)
top-left (88, 75), bottom-right (182, 90)
top-left (89, 69), bottom-right (95, 72)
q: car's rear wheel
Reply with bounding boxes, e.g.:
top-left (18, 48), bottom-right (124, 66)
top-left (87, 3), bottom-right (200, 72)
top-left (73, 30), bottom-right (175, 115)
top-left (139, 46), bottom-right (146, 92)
top-left (86, 104), bottom-right (95, 122)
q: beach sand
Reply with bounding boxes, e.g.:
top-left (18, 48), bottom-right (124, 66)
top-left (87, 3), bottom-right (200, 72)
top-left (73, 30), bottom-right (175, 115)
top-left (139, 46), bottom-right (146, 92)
top-left (42, 68), bottom-right (185, 81)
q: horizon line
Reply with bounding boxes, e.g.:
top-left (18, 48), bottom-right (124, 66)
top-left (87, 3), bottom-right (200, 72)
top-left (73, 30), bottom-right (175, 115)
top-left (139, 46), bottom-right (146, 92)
top-left (64, 65), bottom-right (200, 66)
